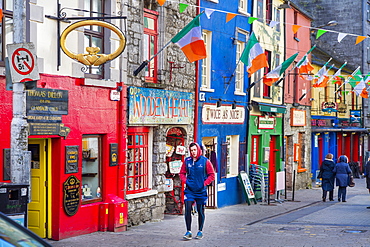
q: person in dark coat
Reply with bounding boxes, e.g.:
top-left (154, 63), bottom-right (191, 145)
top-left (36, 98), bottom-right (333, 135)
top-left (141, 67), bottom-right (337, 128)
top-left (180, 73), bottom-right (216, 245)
top-left (333, 155), bottom-right (352, 202)
top-left (319, 153), bottom-right (335, 202)
top-left (364, 158), bottom-right (370, 209)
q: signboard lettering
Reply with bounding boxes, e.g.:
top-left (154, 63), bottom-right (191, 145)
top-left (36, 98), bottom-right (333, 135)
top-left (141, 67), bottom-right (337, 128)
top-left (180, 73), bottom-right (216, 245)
top-left (202, 104), bottom-right (245, 124)
top-left (110, 143), bottom-right (118, 166)
top-left (65, 146), bottom-right (79, 174)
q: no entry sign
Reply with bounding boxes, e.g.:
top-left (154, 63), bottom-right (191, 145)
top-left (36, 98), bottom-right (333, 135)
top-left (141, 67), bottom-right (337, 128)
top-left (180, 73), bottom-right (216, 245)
top-left (7, 42), bottom-right (40, 83)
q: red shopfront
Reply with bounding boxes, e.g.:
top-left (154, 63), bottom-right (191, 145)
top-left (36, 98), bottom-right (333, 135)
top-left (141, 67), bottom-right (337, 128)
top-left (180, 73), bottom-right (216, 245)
top-left (0, 74), bottom-right (127, 240)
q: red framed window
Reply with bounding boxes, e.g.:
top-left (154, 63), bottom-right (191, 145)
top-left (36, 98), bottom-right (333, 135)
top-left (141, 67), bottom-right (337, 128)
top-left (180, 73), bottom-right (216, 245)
top-left (144, 9), bottom-right (158, 83)
top-left (127, 127), bottom-right (149, 194)
top-left (263, 50), bottom-right (271, 98)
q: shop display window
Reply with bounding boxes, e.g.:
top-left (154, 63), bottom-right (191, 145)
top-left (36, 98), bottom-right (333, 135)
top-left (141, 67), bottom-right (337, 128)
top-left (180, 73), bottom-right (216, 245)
top-left (127, 127), bottom-right (149, 194)
top-left (82, 135), bottom-right (102, 203)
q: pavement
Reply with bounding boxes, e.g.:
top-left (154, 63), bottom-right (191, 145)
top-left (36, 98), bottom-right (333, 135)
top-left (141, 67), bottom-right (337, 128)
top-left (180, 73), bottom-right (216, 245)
top-left (48, 177), bottom-right (370, 247)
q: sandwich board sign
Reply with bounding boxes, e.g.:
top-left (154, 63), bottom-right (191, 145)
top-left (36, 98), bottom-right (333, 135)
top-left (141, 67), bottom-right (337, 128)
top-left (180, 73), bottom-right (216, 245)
top-left (238, 171), bottom-right (257, 205)
top-left (6, 42), bottom-right (40, 83)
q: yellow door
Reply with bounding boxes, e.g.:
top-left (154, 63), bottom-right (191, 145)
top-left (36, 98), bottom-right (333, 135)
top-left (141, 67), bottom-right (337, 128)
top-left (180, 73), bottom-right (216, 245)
top-left (28, 139), bottom-right (47, 238)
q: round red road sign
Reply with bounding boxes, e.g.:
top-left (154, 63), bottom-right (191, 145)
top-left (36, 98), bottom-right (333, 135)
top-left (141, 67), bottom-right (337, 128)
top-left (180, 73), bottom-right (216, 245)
top-left (11, 47), bottom-right (35, 75)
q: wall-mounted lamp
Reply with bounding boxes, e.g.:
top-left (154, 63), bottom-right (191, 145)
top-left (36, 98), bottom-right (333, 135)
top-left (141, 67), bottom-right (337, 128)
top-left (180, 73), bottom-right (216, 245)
top-left (232, 100), bottom-right (236, 109)
top-left (217, 99), bottom-right (222, 108)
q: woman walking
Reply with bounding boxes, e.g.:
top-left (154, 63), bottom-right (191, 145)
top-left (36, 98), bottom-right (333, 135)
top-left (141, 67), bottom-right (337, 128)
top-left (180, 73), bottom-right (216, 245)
top-left (319, 153), bottom-right (335, 202)
top-left (333, 155), bottom-right (352, 202)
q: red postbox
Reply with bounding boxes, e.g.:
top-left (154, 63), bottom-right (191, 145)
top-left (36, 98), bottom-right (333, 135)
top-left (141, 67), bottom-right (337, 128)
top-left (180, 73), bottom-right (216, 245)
top-left (98, 203), bottom-right (109, 232)
top-left (107, 194), bottom-right (128, 232)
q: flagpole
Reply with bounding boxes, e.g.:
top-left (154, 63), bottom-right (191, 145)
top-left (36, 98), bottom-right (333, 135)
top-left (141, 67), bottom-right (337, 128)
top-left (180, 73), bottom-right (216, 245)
top-left (298, 58), bottom-right (332, 101)
top-left (224, 59), bottom-right (242, 94)
top-left (335, 66), bottom-right (361, 93)
top-left (134, 11), bottom-right (205, 76)
top-left (133, 40), bottom-right (172, 76)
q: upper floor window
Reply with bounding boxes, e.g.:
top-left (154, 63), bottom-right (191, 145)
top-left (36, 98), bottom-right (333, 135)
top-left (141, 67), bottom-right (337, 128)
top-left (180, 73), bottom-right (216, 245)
top-left (235, 41), bottom-right (245, 93)
top-left (82, 135), bottom-right (103, 204)
top-left (367, 2), bottom-right (370, 20)
top-left (201, 30), bottom-right (213, 91)
top-left (0, 0), bottom-right (14, 65)
top-left (144, 9), bottom-right (158, 83)
top-left (239, 0), bottom-right (248, 14)
top-left (265, 0), bottom-right (272, 25)
top-left (263, 50), bottom-right (272, 98)
top-left (84, 0), bottom-right (104, 79)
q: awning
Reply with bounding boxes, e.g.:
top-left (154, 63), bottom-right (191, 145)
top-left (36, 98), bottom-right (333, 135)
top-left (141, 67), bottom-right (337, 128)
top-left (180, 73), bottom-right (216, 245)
top-left (312, 128), bottom-right (368, 133)
top-left (251, 101), bottom-right (287, 114)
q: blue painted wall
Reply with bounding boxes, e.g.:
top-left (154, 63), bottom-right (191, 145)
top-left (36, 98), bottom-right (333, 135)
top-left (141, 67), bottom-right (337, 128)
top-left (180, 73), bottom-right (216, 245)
top-left (199, 1), bottom-right (252, 208)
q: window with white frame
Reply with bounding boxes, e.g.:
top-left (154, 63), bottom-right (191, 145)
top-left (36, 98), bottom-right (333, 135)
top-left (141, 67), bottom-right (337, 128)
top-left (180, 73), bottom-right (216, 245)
top-left (226, 135), bottom-right (239, 177)
top-left (201, 30), bottom-right (213, 91)
top-left (235, 41), bottom-right (245, 93)
top-left (239, 0), bottom-right (248, 14)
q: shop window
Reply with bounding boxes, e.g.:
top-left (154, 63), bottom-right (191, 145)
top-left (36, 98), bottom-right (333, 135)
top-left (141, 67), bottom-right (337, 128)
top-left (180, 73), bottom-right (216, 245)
top-left (226, 135), bottom-right (239, 178)
top-left (144, 9), bottom-right (158, 83)
top-left (127, 127), bottom-right (150, 194)
top-left (0, 0), bottom-right (14, 65)
top-left (84, 0), bottom-right (104, 78)
top-left (251, 135), bottom-right (260, 165)
top-left (201, 30), bottom-right (212, 91)
top-left (82, 135), bottom-right (102, 204)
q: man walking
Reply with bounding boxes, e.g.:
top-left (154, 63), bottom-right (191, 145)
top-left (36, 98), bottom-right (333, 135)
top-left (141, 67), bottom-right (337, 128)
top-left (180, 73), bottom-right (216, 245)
top-left (179, 142), bottom-right (215, 240)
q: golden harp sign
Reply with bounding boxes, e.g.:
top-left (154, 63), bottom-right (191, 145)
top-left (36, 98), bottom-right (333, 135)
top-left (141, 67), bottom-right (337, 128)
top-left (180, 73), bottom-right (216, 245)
top-left (60, 20), bottom-right (126, 66)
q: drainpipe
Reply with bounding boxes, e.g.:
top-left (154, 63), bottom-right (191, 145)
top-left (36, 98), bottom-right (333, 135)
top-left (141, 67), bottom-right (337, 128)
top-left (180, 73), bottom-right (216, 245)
top-left (362, 0), bottom-right (367, 163)
top-left (193, 0), bottom-right (200, 142)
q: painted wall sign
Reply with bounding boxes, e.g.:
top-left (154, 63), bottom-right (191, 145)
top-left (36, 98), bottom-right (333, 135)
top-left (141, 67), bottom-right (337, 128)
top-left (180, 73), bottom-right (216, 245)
top-left (65, 146), bottom-right (79, 174)
top-left (29, 122), bottom-right (71, 137)
top-left (128, 86), bottom-right (194, 125)
top-left (258, 116), bottom-right (275, 129)
top-left (338, 118), bottom-right (361, 128)
top-left (63, 175), bottom-right (81, 216)
top-left (201, 104), bottom-right (245, 124)
top-left (290, 109), bottom-right (306, 126)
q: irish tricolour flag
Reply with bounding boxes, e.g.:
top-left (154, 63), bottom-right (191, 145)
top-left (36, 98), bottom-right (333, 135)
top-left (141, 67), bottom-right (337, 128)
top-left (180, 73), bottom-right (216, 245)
top-left (263, 53), bottom-right (298, 86)
top-left (240, 32), bottom-right (269, 76)
top-left (171, 14), bottom-right (207, 63)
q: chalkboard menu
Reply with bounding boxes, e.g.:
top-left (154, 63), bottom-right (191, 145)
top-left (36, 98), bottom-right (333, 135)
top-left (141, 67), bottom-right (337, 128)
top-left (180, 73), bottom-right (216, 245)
top-left (63, 175), bottom-right (81, 216)
top-left (65, 146), bottom-right (79, 174)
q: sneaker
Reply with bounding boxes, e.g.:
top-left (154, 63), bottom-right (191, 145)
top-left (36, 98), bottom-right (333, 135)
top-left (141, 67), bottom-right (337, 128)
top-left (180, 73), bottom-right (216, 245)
top-left (195, 231), bottom-right (203, 240)
top-left (183, 231), bottom-right (192, 240)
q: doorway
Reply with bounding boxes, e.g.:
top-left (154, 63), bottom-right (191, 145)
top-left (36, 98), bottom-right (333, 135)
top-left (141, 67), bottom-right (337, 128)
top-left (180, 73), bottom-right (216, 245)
top-left (28, 139), bottom-right (51, 238)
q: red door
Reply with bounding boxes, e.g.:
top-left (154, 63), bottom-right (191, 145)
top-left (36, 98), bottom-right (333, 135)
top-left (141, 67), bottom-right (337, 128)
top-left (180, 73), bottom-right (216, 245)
top-left (269, 136), bottom-right (278, 195)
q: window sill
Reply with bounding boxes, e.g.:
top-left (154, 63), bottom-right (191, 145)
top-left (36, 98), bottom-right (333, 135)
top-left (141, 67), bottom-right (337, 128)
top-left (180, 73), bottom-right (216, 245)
top-left (234, 91), bottom-right (246, 96)
top-left (126, 189), bottom-right (158, 200)
top-left (238, 9), bottom-right (250, 17)
top-left (200, 87), bottom-right (215, 92)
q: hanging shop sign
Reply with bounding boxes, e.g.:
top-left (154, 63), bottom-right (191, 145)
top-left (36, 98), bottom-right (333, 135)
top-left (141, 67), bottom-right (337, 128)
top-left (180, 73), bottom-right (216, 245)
top-left (60, 20), bottom-right (126, 66)
top-left (322, 102), bottom-right (338, 113)
top-left (350, 110), bottom-right (361, 124)
top-left (258, 116), bottom-right (275, 129)
top-left (128, 86), bottom-right (194, 124)
top-left (338, 118), bottom-right (361, 128)
top-left (201, 104), bottom-right (245, 124)
top-left (63, 175), bottom-right (81, 216)
top-left (290, 109), bottom-right (306, 127)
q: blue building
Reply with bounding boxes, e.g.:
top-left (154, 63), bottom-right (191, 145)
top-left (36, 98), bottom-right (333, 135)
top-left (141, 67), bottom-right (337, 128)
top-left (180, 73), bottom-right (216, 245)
top-left (198, 0), bottom-right (252, 208)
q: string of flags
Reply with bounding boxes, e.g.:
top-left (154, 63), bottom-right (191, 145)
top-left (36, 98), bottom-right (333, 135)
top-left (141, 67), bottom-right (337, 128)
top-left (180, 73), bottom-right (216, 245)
top-left (156, 0), bottom-right (368, 45)
top-left (138, 0), bottom-right (370, 99)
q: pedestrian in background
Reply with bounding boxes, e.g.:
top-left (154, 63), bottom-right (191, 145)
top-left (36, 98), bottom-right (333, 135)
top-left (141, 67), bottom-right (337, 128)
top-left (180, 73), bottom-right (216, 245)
top-left (333, 155), bottom-right (352, 202)
top-left (364, 157), bottom-right (370, 209)
top-left (179, 142), bottom-right (215, 240)
top-left (319, 153), bottom-right (335, 202)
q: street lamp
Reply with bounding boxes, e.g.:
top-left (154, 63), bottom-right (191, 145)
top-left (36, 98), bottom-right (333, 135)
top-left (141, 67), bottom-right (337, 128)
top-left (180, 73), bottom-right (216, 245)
top-left (311, 20), bottom-right (338, 33)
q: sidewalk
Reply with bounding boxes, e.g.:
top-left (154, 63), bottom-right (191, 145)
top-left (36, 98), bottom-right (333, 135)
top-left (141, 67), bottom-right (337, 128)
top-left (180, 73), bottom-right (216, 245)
top-left (49, 177), bottom-right (370, 247)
